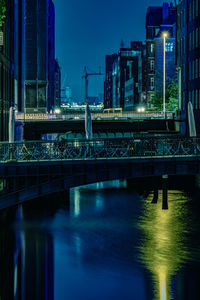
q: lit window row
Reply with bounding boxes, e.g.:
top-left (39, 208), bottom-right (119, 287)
top-left (189, 58), bottom-right (200, 80)
top-left (189, 89), bottom-right (200, 109)
top-left (189, 0), bottom-right (199, 21)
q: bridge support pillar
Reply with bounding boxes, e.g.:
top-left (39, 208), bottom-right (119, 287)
top-left (152, 187), bottom-right (158, 204)
top-left (162, 175), bottom-right (168, 210)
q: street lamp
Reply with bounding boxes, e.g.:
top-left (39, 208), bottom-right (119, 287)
top-left (162, 32), bottom-right (168, 119)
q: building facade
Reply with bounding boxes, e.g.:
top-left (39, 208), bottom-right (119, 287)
top-left (177, 0), bottom-right (200, 133)
top-left (104, 54), bottom-right (117, 109)
top-left (54, 59), bottom-right (61, 108)
top-left (48, 0), bottom-right (55, 112)
top-left (14, 0), bottom-right (25, 113)
top-left (0, 0), bottom-right (15, 141)
top-left (112, 42), bottom-right (145, 110)
top-left (145, 2), bottom-right (177, 105)
top-left (24, 0), bottom-right (55, 114)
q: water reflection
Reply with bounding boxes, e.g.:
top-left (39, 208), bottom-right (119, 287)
top-left (1, 181), bottom-right (200, 300)
top-left (138, 190), bottom-right (189, 300)
top-left (0, 205), bottom-right (54, 300)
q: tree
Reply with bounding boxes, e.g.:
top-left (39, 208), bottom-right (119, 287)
top-left (151, 91), bottom-right (163, 111)
top-left (151, 78), bottom-right (178, 112)
top-left (166, 79), bottom-right (178, 111)
top-left (0, 0), bottom-right (6, 28)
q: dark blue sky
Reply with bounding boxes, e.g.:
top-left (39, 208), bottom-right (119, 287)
top-left (54, 0), bottom-right (169, 102)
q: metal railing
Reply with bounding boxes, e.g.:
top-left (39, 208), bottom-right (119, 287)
top-left (15, 111), bottom-right (174, 122)
top-left (0, 137), bottom-right (199, 162)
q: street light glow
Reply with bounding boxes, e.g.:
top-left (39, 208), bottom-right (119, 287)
top-left (162, 32), bottom-right (168, 38)
top-left (54, 108), bottom-right (61, 114)
top-left (137, 107), bottom-right (145, 113)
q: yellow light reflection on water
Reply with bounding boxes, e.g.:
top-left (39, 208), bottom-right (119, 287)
top-left (138, 190), bottom-right (189, 300)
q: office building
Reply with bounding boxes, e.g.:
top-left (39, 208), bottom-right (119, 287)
top-left (24, 0), bottom-right (55, 114)
top-left (177, 0), bottom-right (200, 133)
top-left (55, 59), bottom-right (61, 108)
top-left (112, 41), bottom-right (145, 110)
top-left (0, 0), bottom-right (15, 141)
top-left (145, 2), bottom-right (177, 105)
top-left (104, 54), bottom-right (117, 109)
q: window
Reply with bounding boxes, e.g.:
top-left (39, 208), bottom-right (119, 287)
top-left (165, 42), bottom-right (174, 52)
top-left (150, 43), bottom-right (154, 53)
top-left (150, 60), bottom-right (154, 71)
top-left (150, 77), bottom-right (154, 90)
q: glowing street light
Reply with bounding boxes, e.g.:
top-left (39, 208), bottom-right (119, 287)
top-left (162, 32), bottom-right (168, 119)
top-left (54, 108), bottom-right (61, 114)
top-left (137, 107), bottom-right (145, 113)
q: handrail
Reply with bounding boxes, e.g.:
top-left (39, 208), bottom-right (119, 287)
top-left (0, 137), bottom-right (199, 162)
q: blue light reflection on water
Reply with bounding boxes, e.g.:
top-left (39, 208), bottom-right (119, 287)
top-left (6, 180), bottom-right (200, 299)
top-left (53, 180), bottom-right (147, 300)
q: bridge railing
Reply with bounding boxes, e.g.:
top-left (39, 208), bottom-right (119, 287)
top-left (0, 137), bottom-right (199, 162)
top-left (15, 111), bottom-right (174, 121)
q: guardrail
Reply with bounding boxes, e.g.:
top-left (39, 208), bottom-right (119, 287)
top-left (0, 137), bottom-right (199, 162)
top-left (15, 112), bottom-right (174, 121)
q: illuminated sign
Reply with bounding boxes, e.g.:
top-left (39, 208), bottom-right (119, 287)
top-left (0, 32), bottom-right (3, 46)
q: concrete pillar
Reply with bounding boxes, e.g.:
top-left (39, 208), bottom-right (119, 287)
top-left (152, 187), bottom-right (158, 204)
top-left (162, 174), bottom-right (168, 210)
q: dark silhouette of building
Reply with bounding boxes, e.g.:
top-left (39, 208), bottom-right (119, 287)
top-left (177, 0), bottom-right (200, 134)
top-left (104, 54), bottom-right (117, 109)
top-left (48, 0), bottom-right (55, 112)
top-left (145, 2), bottom-right (177, 105)
top-left (24, 0), bottom-right (55, 114)
top-left (55, 59), bottom-right (61, 108)
top-left (0, 0), bottom-right (15, 141)
top-left (112, 42), bottom-right (145, 110)
top-left (14, 0), bottom-right (25, 113)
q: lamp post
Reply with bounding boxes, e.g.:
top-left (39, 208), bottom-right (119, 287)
top-left (162, 32), bottom-right (168, 119)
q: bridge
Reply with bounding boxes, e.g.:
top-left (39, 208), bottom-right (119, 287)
top-left (0, 137), bottom-right (199, 210)
top-left (15, 112), bottom-right (180, 140)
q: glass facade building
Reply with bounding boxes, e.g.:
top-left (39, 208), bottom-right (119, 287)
top-left (0, 0), bottom-right (15, 141)
top-left (25, 0), bottom-right (55, 113)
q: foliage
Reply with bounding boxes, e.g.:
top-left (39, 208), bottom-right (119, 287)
top-left (151, 78), bottom-right (178, 112)
top-left (0, 0), bottom-right (6, 27)
top-left (166, 79), bottom-right (178, 111)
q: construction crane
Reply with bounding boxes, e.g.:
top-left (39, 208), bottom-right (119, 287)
top-left (82, 66), bottom-right (103, 103)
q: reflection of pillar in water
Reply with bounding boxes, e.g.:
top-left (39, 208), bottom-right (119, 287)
top-left (138, 191), bottom-right (189, 300)
top-left (72, 188), bottom-right (81, 218)
top-left (22, 231), bottom-right (54, 300)
top-left (0, 227), bottom-right (15, 299)
top-left (14, 206), bottom-right (54, 300)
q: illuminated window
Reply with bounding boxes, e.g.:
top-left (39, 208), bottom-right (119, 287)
top-left (150, 77), bottom-right (154, 90)
top-left (150, 60), bottom-right (154, 71)
top-left (150, 43), bottom-right (154, 53)
top-left (165, 42), bottom-right (174, 52)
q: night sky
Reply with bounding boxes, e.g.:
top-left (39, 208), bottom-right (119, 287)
top-left (54, 0), bottom-right (170, 102)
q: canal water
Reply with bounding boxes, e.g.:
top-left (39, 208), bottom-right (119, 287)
top-left (0, 180), bottom-right (200, 300)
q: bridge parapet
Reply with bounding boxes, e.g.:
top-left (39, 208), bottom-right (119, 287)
top-left (0, 137), bottom-right (199, 162)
